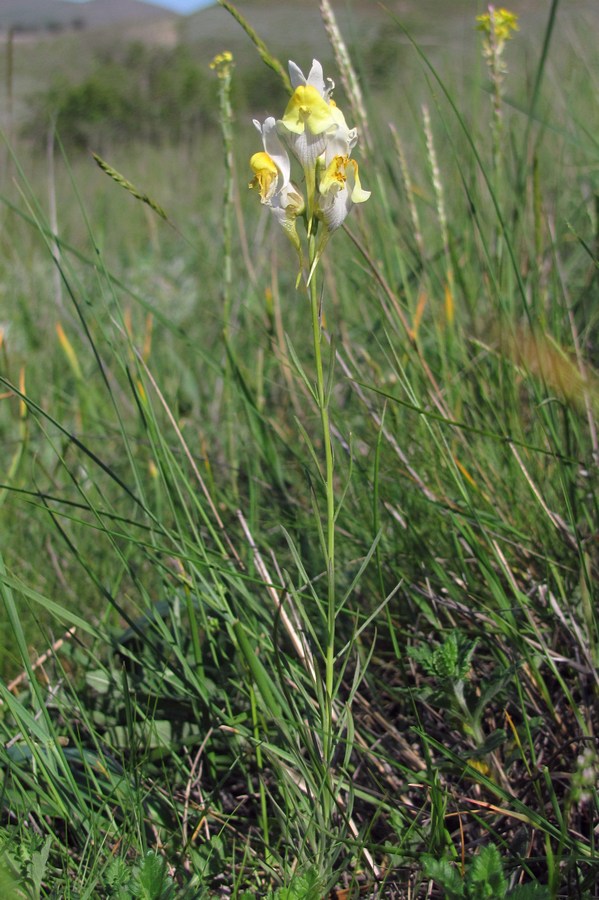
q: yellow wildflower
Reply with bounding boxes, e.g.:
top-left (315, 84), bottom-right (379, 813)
top-left (210, 51), bottom-right (234, 79)
top-left (476, 7), bottom-right (519, 44)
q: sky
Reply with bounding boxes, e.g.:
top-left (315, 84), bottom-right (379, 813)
top-left (67, 0), bottom-right (215, 11)
top-left (142, 0), bottom-right (215, 11)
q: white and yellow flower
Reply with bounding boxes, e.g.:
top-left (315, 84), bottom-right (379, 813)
top-left (249, 116), bottom-right (305, 252)
top-left (317, 152), bottom-right (370, 233)
top-left (306, 144), bottom-right (369, 281)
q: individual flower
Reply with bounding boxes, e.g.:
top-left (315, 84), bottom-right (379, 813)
top-left (318, 153), bottom-right (370, 233)
top-left (307, 139), bottom-right (369, 281)
top-left (249, 116), bottom-right (305, 254)
top-left (316, 121), bottom-right (370, 231)
top-left (279, 59), bottom-right (357, 170)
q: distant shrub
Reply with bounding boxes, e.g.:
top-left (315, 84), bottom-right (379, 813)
top-left (23, 42), bottom-right (219, 151)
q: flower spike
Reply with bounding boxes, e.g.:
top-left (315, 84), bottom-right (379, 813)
top-left (248, 58), bottom-right (369, 280)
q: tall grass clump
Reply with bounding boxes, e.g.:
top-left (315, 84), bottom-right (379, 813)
top-left (0, 0), bottom-right (598, 896)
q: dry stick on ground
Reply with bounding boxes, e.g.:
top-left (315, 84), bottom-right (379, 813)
top-left (182, 727), bottom-right (214, 860)
top-left (237, 509), bottom-right (317, 682)
top-left (3, 626), bottom-right (77, 702)
top-left (6, 681), bottom-right (64, 750)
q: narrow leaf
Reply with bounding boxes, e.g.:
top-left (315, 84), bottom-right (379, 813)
top-left (92, 153), bottom-right (169, 221)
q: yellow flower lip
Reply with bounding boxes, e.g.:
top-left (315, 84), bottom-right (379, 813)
top-left (250, 152), bottom-right (278, 175)
top-left (281, 85), bottom-right (338, 136)
top-left (249, 152), bottom-right (279, 203)
top-left (319, 155), bottom-right (349, 193)
top-left (319, 156), bottom-right (370, 205)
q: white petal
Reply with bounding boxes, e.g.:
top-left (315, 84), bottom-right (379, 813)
top-left (305, 59), bottom-right (326, 96)
top-left (326, 131), bottom-right (350, 162)
top-left (324, 112), bottom-right (358, 163)
top-left (288, 60), bottom-right (306, 89)
top-left (261, 117), bottom-right (291, 185)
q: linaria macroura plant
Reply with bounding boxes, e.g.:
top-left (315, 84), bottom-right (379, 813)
top-left (249, 58), bottom-right (370, 843)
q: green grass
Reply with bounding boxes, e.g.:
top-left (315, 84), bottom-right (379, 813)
top-left (0, 0), bottom-right (598, 896)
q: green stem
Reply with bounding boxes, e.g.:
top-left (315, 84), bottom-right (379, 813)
top-left (214, 59), bottom-right (237, 494)
top-left (308, 232), bottom-right (336, 768)
top-left (217, 65), bottom-right (234, 334)
top-left (305, 165), bottom-right (317, 236)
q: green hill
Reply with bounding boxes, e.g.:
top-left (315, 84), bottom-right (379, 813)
top-left (0, 0), bottom-right (179, 31)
